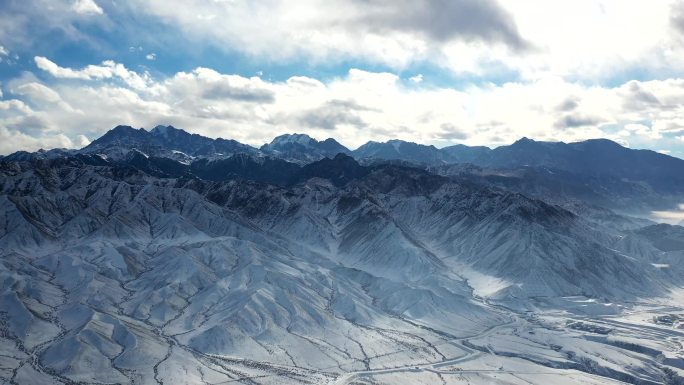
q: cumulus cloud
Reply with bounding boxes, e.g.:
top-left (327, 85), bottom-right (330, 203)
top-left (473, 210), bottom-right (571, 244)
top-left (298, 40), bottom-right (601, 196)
top-left (2, 58), bottom-right (684, 157)
top-left (0, 99), bottom-right (34, 115)
top-left (72, 0), bottom-right (103, 15)
top-left (175, 68), bottom-right (275, 103)
top-left (35, 56), bottom-right (105, 79)
top-left (145, 53), bottom-right (156, 61)
top-left (35, 56), bottom-right (152, 90)
top-left (13, 82), bottom-right (62, 103)
top-left (0, 126), bottom-right (75, 154)
top-left (0, 46), bottom-right (8, 56)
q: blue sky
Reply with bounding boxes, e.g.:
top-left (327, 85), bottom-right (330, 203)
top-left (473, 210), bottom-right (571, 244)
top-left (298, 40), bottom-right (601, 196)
top-left (1, 0), bottom-right (684, 158)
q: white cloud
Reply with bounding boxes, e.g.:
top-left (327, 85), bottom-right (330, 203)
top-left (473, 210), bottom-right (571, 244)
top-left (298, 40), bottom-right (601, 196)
top-left (0, 99), bottom-right (34, 115)
top-left (72, 0), bottom-right (103, 15)
top-left (0, 126), bottom-right (75, 154)
top-left (409, 74), bottom-right (423, 83)
top-left (620, 123), bottom-right (662, 140)
top-left (651, 206), bottom-right (684, 225)
top-left (35, 56), bottom-right (152, 90)
top-left (3, 58), bottom-right (684, 157)
top-left (75, 134), bottom-right (91, 147)
top-left (2, 1), bottom-right (682, 87)
top-left (124, 0), bottom-right (684, 81)
top-left (145, 53), bottom-right (156, 61)
top-left (0, 46), bottom-right (8, 56)
top-left (13, 82), bottom-right (62, 103)
top-left (35, 56), bottom-right (99, 79)
top-left (126, 0), bottom-right (527, 72)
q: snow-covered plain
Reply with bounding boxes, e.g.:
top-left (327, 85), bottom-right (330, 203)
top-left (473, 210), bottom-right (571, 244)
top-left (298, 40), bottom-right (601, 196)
top-left (0, 161), bottom-right (682, 384)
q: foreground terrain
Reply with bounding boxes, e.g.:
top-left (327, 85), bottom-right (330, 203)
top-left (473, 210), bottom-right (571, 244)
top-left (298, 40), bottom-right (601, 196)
top-left (1, 128), bottom-right (683, 384)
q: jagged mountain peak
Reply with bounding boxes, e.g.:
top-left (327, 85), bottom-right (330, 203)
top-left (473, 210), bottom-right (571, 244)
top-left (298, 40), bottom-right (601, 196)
top-left (261, 133), bottom-right (351, 163)
top-left (149, 124), bottom-right (183, 138)
top-left (269, 133), bottom-right (316, 145)
top-left (79, 124), bottom-right (257, 161)
top-left (99, 124), bottom-right (147, 138)
top-left (512, 136), bottom-right (535, 144)
top-left (265, 133), bottom-right (346, 149)
top-left (83, 125), bottom-right (154, 153)
top-left (149, 124), bottom-right (197, 140)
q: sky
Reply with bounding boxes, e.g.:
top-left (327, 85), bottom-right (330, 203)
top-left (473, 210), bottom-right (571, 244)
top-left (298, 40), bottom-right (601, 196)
top-left (1, 0), bottom-right (684, 157)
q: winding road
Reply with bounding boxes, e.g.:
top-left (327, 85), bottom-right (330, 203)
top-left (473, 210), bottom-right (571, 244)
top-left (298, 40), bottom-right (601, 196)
top-left (331, 302), bottom-right (523, 385)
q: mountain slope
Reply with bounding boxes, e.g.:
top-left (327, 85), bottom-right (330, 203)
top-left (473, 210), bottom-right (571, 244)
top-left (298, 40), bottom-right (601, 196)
top-left (1, 155), bottom-right (682, 384)
top-left (0, 161), bottom-right (506, 384)
top-left (482, 138), bottom-right (684, 192)
top-left (353, 140), bottom-right (451, 165)
top-left (432, 163), bottom-right (681, 213)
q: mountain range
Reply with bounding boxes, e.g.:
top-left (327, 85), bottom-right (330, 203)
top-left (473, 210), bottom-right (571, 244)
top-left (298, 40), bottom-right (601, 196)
top-left (1, 125), bottom-right (683, 385)
top-left (3, 124), bottom-right (683, 214)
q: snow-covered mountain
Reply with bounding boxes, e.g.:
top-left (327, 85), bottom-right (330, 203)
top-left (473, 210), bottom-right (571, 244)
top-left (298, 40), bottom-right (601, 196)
top-left (357, 137), bottom-right (684, 213)
top-left (81, 125), bottom-right (258, 161)
top-left (6, 126), bottom-right (683, 215)
top-left (481, 137), bottom-right (684, 191)
top-left (261, 133), bottom-right (351, 163)
top-left (0, 160), bottom-right (506, 384)
top-left (0, 148), bottom-right (78, 162)
top-left (353, 139), bottom-right (451, 165)
top-left (1, 154), bottom-right (683, 384)
top-left (431, 162), bottom-right (684, 214)
top-left (2, 128), bottom-right (684, 384)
